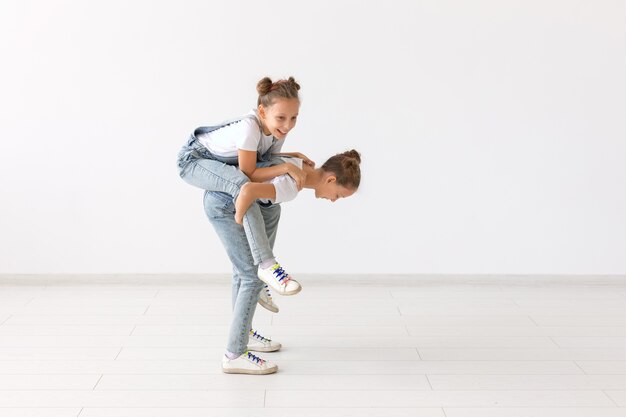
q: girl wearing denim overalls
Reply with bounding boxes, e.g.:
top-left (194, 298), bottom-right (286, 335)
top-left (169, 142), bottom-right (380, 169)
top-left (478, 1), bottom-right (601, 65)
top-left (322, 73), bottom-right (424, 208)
top-left (177, 77), bottom-right (309, 309)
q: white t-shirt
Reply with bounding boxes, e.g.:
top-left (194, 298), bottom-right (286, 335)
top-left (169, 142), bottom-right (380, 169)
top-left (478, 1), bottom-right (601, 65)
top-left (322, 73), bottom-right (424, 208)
top-left (197, 110), bottom-right (285, 158)
top-left (260, 157), bottom-right (303, 204)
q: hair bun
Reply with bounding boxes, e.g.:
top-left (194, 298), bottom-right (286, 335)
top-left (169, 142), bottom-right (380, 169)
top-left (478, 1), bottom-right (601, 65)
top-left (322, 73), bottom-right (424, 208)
top-left (287, 76), bottom-right (301, 91)
top-left (342, 149), bottom-right (361, 164)
top-left (256, 77), bottom-right (273, 95)
top-left (320, 149), bottom-right (362, 189)
top-left (256, 76), bottom-right (301, 107)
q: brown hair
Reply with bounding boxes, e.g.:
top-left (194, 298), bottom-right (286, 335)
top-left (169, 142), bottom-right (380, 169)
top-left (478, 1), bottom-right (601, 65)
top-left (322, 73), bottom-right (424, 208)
top-left (256, 76), bottom-right (301, 107)
top-left (321, 149), bottom-right (361, 189)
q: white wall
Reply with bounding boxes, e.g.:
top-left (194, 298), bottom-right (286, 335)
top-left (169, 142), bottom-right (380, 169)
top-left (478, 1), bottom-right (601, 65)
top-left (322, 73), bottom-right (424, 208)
top-left (1, 0), bottom-right (625, 274)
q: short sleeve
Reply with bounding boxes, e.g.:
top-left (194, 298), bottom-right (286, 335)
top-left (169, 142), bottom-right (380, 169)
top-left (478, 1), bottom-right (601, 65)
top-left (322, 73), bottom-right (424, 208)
top-left (235, 118), bottom-right (262, 152)
top-left (271, 174), bottom-right (299, 203)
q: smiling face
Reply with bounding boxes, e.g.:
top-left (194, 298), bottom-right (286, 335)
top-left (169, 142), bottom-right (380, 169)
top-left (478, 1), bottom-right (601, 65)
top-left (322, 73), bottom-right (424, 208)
top-left (315, 175), bottom-right (357, 202)
top-left (258, 98), bottom-right (300, 139)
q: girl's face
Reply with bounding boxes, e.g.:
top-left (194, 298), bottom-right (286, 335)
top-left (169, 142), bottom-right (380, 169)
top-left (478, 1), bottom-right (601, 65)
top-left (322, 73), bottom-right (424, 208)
top-left (258, 98), bottom-right (300, 139)
top-left (315, 175), bottom-right (356, 202)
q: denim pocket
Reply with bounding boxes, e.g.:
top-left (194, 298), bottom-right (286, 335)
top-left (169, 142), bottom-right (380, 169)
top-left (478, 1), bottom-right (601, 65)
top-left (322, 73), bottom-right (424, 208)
top-left (204, 191), bottom-right (235, 219)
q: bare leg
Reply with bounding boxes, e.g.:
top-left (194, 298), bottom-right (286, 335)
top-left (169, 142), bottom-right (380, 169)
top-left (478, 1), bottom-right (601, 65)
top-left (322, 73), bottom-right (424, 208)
top-left (235, 183), bottom-right (277, 225)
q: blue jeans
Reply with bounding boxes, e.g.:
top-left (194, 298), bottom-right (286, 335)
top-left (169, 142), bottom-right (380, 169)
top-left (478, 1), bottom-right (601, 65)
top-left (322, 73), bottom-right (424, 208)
top-left (178, 136), bottom-right (275, 264)
top-left (203, 189), bottom-right (281, 355)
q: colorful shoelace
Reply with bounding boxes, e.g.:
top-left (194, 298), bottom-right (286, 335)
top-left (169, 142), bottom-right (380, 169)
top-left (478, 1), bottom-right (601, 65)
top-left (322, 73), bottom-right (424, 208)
top-left (246, 351), bottom-right (265, 365)
top-left (263, 285), bottom-right (274, 301)
top-left (250, 329), bottom-right (272, 343)
top-left (272, 264), bottom-right (291, 285)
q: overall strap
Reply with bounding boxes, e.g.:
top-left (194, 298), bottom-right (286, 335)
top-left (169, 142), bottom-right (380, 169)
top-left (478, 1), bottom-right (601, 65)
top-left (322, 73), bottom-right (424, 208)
top-left (193, 113), bottom-right (262, 137)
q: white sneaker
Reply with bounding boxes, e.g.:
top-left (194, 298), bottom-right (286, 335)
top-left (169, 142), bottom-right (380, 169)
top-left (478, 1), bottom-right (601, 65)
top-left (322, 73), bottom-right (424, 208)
top-left (247, 329), bottom-right (282, 352)
top-left (221, 351), bottom-right (278, 375)
top-left (258, 285), bottom-right (279, 313)
top-left (258, 263), bottom-right (301, 296)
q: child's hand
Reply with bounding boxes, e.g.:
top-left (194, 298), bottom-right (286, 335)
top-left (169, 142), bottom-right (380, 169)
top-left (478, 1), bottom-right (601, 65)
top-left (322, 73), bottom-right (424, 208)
top-left (277, 152), bottom-right (316, 168)
top-left (296, 153), bottom-right (315, 168)
top-left (285, 164), bottom-right (307, 191)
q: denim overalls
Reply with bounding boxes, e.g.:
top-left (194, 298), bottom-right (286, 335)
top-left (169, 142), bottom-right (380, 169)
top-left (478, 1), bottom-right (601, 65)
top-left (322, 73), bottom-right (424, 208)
top-left (180, 115), bottom-right (285, 356)
top-left (177, 114), bottom-right (277, 173)
top-left (177, 114), bottom-right (279, 265)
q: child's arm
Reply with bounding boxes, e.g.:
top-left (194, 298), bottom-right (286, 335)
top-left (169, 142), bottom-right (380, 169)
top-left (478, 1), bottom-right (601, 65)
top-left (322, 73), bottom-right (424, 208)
top-left (234, 183), bottom-right (276, 225)
top-left (234, 172), bottom-right (299, 225)
top-left (239, 149), bottom-right (306, 189)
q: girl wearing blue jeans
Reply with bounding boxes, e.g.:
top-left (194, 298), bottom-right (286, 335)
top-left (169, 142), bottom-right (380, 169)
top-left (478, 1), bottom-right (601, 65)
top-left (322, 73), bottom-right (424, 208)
top-left (178, 77), bottom-right (312, 300)
top-left (202, 160), bottom-right (285, 375)
top-left (204, 153), bottom-right (362, 374)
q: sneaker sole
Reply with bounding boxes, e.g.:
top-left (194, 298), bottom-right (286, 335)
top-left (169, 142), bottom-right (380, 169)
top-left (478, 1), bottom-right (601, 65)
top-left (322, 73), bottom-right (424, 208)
top-left (247, 343), bottom-right (282, 353)
top-left (258, 299), bottom-right (279, 313)
top-left (258, 276), bottom-right (302, 296)
top-left (222, 365), bottom-right (278, 375)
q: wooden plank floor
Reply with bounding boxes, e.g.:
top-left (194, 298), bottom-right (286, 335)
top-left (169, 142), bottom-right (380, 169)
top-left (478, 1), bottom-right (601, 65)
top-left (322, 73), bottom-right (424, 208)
top-left (1, 274), bottom-right (626, 416)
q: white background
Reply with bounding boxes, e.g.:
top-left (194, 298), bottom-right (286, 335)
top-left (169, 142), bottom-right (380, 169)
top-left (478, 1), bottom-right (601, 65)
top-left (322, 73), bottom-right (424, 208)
top-left (1, 0), bottom-right (625, 274)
